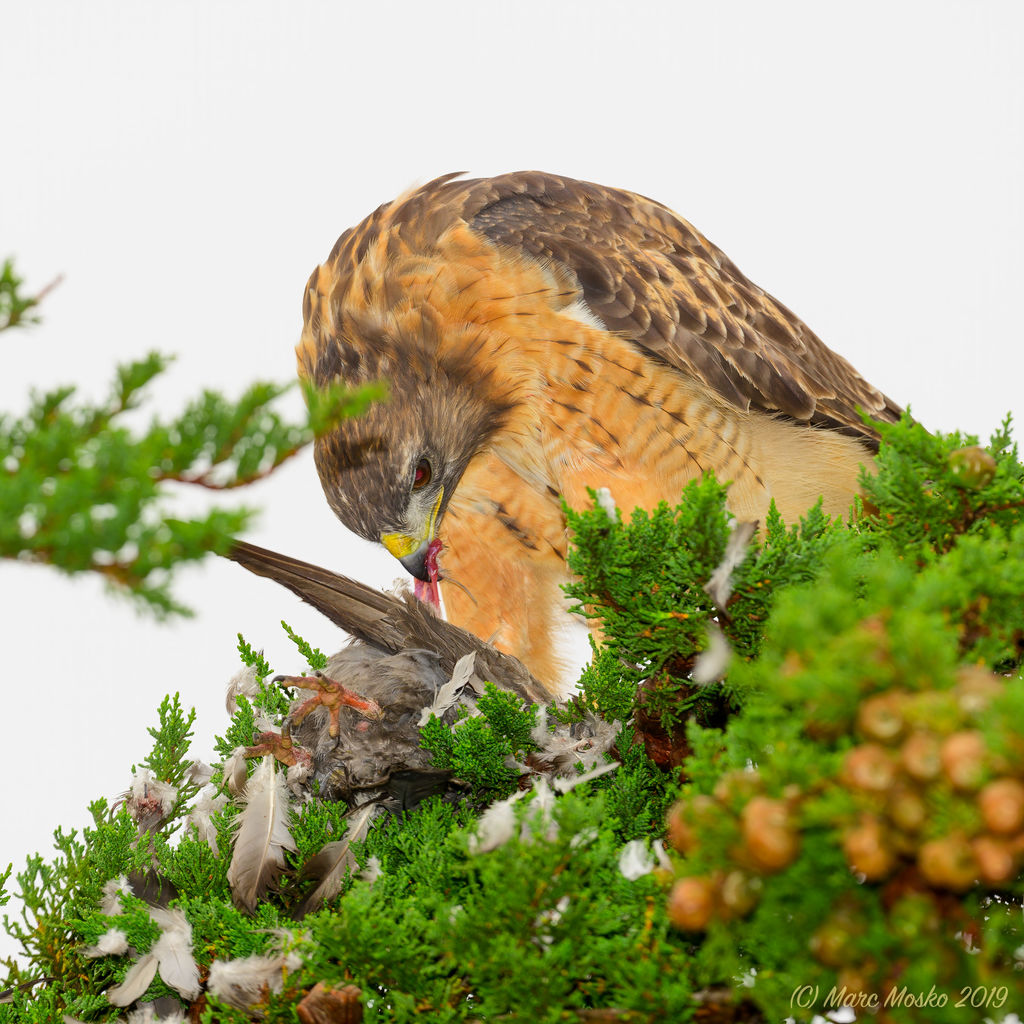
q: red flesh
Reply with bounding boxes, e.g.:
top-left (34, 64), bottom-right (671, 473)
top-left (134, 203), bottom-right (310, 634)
top-left (413, 537), bottom-right (443, 608)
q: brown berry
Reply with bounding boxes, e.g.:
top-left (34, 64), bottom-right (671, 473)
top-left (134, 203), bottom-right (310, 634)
top-left (719, 869), bottom-right (762, 919)
top-left (842, 744), bottom-right (898, 792)
top-left (954, 665), bottom-right (1004, 714)
top-left (810, 918), bottom-right (857, 968)
top-left (918, 833), bottom-right (979, 891)
top-left (843, 815), bottom-right (896, 881)
top-left (857, 692), bottom-right (908, 744)
top-left (836, 966), bottom-right (876, 1004)
top-left (741, 796), bottom-right (800, 873)
top-left (666, 795), bottom-right (717, 855)
top-left (971, 835), bottom-right (1018, 886)
top-left (979, 778), bottom-right (1024, 835)
top-left (901, 731), bottom-right (942, 781)
top-left (712, 769), bottom-right (762, 806)
top-left (948, 445), bottom-right (997, 488)
top-left (667, 876), bottom-right (715, 931)
top-left (886, 782), bottom-right (927, 835)
top-left (941, 731), bottom-right (987, 791)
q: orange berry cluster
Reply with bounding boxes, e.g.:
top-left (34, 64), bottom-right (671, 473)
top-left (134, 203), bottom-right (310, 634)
top-left (666, 779), bottom-right (798, 930)
top-left (665, 666), bottom-right (1023, 933)
top-left (839, 667), bottom-right (1023, 893)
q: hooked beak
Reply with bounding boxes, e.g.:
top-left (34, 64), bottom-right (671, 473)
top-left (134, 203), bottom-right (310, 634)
top-left (381, 488), bottom-right (443, 582)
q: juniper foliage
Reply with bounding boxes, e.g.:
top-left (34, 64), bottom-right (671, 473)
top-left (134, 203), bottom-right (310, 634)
top-left (2, 414), bottom-right (1023, 1023)
top-left (2, 306), bottom-right (386, 616)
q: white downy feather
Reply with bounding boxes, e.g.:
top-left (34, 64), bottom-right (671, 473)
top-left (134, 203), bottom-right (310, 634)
top-left (298, 801), bottom-right (378, 916)
top-left (187, 760), bottom-right (214, 786)
top-left (83, 928), bottom-right (129, 958)
top-left (286, 760), bottom-right (313, 799)
top-left (468, 790), bottom-right (525, 854)
top-left (704, 519), bottom-right (758, 608)
top-left (185, 788), bottom-right (227, 854)
top-left (520, 777), bottom-right (558, 845)
top-left (417, 652), bottom-right (481, 726)
top-left (127, 1005), bottom-right (186, 1023)
top-left (553, 761), bottom-right (618, 794)
top-left (100, 875), bottom-right (134, 915)
top-left (225, 663), bottom-right (260, 715)
top-left (148, 906), bottom-right (200, 1000)
top-left (594, 486), bottom-right (618, 520)
top-left (618, 839), bottom-right (655, 880)
top-left (206, 952), bottom-right (297, 1010)
top-left (691, 622), bottom-right (732, 685)
top-left (227, 756), bottom-right (296, 913)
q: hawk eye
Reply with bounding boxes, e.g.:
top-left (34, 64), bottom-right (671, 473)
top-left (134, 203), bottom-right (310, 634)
top-left (412, 458), bottom-right (432, 490)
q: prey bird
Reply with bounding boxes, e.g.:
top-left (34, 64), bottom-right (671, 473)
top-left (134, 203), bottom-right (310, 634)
top-left (297, 171), bottom-right (902, 694)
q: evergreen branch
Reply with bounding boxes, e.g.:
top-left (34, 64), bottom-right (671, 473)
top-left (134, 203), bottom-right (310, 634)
top-left (0, 259), bottom-right (62, 333)
top-left (1, 355), bottom-right (385, 617)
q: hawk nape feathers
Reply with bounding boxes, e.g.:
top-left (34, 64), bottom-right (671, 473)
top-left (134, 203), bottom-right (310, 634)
top-left (297, 171), bottom-right (901, 695)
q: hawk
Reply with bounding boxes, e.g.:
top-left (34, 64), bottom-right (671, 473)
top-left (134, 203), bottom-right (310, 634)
top-left (297, 171), bottom-right (901, 695)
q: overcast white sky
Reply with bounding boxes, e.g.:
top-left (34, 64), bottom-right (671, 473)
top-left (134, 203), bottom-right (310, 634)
top-left (1, 0), bottom-right (1022, 963)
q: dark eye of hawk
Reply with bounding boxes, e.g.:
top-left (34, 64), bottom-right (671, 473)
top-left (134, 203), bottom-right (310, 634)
top-left (412, 458), bottom-right (432, 490)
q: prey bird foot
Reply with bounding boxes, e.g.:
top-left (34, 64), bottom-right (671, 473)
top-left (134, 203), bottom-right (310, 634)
top-left (278, 670), bottom-right (385, 738)
top-left (243, 720), bottom-right (312, 768)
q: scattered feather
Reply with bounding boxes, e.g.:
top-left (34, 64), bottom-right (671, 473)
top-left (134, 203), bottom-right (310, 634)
top-left (595, 486), bottom-right (618, 520)
top-left (106, 952), bottom-right (158, 1006)
top-left (691, 622), bottom-right (732, 685)
top-left (207, 952), bottom-right (297, 1010)
top-left (83, 928), bottom-right (129, 958)
top-left (653, 840), bottom-right (673, 872)
top-left (574, 717), bottom-right (623, 770)
top-left (417, 652), bottom-right (480, 726)
top-left (535, 895), bottom-right (570, 944)
top-left (227, 756), bottom-right (296, 914)
top-left (468, 791), bottom-right (525, 854)
top-left (100, 875), bottom-right (134, 915)
top-left (185, 788), bottom-right (227, 854)
top-left (124, 770), bottom-right (177, 835)
top-left (520, 778), bottom-right (558, 845)
top-left (222, 746), bottom-right (249, 797)
top-left (286, 760), bottom-right (313, 799)
top-left (225, 663), bottom-right (260, 715)
top-left (127, 870), bottom-right (177, 909)
top-left (618, 840), bottom-right (655, 880)
top-left (298, 801), bottom-right (378, 916)
top-left (359, 855), bottom-right (382, 886)
top-left (186, 760), bottom-right (214, 786)
top-left (704, 519), bottom-right (757, 608)
top-left (127, 1002), bottom-right (186, 1023)
top-left (148, 907), bottom-right (200, 1000)
top-left (553, 761), bottom-right (618, 794)
top-left (569, 827), bottom-right (599, 850)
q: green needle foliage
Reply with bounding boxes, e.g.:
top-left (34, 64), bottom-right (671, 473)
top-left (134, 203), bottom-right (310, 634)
top-left (1, 263), bottom-right (386, 615)
top-left (2, 413), bottom-right (1023, 1023)
top-left (0, 259), bottom-right (57, 332)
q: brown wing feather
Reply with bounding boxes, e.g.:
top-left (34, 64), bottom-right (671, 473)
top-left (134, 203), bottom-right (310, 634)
top-left (432, 172), bottom-right (902, 440)
top-left (225, 541), bottom-right (548, 702)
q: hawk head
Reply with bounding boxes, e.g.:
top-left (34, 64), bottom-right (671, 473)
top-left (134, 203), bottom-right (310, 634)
top-left (304, 306), bottom-right (513, 582)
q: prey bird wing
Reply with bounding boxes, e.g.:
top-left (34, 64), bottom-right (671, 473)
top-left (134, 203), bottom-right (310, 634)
top-left (226, 541), bottom-right (548, 703)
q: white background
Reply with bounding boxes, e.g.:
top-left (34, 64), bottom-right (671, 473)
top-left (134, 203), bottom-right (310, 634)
top-left (1, 0), bottom-right (1022, 965)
